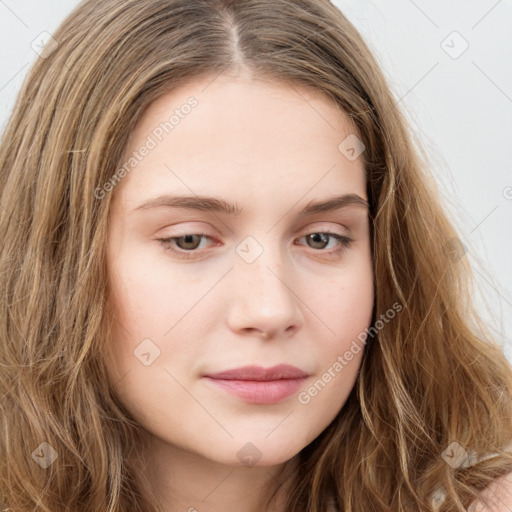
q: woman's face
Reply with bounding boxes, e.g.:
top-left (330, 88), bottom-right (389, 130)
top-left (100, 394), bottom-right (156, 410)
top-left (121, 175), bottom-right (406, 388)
top-left (105, 74), bottom-right (374, 468)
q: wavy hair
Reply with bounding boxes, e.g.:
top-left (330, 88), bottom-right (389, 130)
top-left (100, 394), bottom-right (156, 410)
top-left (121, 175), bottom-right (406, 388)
top-left (1, 0), bottom-right (511, 510)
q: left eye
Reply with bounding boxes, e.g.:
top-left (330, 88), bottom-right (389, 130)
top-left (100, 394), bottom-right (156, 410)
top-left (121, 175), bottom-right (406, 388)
top-left (158, 233), bottom-right (211, 253)
top-left (301, 232), bottom-right (350, 251)
top-left (156, 231), bottom-right (352, 259)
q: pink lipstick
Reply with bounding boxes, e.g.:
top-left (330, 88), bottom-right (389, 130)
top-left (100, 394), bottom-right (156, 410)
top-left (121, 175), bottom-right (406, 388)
top-left (203, 364), bottom-right (309, 404)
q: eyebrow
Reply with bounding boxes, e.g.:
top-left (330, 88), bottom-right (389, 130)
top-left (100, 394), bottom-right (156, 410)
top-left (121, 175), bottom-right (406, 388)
top-left (132, 193), bottom-right (369, 216)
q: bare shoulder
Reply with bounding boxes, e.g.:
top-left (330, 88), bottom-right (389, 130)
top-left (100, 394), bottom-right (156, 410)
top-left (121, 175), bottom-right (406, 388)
top-left (468, 471), bottom-right (512, 512)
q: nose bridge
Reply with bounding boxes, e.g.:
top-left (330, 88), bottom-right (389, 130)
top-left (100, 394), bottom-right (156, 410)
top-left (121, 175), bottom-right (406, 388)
top-left (227, 233), bottom-right (302, 336)
top-left (235, 233), bottom-right (290, 299)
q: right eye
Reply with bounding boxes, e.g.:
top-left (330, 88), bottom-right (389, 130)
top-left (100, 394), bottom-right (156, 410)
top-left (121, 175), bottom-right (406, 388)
top-left (156, 233), bottom-right (215, 259)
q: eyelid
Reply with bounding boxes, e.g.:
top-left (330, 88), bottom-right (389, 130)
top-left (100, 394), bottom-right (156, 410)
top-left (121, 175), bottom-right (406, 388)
top-left (156, 221), bottom-right (351, 237)
top-left (301, 221), bottom-right (351, 235)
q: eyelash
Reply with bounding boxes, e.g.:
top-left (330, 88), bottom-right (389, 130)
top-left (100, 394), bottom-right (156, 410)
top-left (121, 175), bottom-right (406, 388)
top-left (156, 231), bottom-right (353, 260)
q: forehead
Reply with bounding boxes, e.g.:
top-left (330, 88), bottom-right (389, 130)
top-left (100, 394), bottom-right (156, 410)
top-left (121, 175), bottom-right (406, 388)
top-left (112, 75), bottom-right (367, 211)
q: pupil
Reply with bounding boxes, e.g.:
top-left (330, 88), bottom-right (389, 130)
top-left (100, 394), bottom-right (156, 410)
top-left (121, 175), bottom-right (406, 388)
top-left (181, 234), bottom-right (199, 249)
top-left (309, 233), bottom-right (327, 249)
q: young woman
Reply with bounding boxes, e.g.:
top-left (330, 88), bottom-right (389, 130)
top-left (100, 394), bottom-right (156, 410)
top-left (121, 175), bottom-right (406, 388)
top-left (1, 1), bottom-right (511, 511)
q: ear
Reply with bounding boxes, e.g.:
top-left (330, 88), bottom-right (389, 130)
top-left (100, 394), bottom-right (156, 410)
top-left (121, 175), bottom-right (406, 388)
top-left (468, 472), bottom-right (512, 512)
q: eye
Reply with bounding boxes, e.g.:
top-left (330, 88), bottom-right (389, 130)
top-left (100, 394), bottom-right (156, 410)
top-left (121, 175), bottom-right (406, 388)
top-left (156, 231), bottom-right (353, 259)
top-left (157, 233), bottom-right (213, 259)
top-left (297, 231), bottom-right (352, 256)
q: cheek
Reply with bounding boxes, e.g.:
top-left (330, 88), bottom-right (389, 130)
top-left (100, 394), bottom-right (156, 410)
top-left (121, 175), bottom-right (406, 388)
top-left (322, 260), bottom-right (374, 338)
top-left (311, 259), bottom-right (373, 395)
top-left (300, 270), bottom-right (373, 414)
top-left (103, 250), bottom-right (169, 381)
top-left (104, 253), bottom-right (210, 386)
top-left (106, 244), bottom-right (187, 334)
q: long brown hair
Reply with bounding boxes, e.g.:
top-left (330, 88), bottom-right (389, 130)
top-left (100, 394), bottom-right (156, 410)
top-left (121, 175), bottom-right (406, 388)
top-left (1, 1), bottom-right (511, 510)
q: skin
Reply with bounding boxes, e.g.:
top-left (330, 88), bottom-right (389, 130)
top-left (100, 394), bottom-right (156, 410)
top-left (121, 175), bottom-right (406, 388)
top-left (468, 472), bottom-right (512, 511)
top-left (105, 72), bottom-right (374, 512)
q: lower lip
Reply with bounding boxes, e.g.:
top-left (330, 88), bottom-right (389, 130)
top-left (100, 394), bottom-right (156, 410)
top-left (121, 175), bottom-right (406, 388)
top-left (203, 377), bottom-right (308, 404)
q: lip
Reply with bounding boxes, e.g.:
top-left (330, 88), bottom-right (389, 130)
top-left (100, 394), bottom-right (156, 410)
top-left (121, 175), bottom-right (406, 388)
top-left (204, 364), bottom-right (309, 381)
top-left (203, 365), bottom-right (310, 404)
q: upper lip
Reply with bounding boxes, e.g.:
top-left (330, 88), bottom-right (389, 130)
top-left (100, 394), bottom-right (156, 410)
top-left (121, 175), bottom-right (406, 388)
top-left (204, 364), bottom-right (309, 381)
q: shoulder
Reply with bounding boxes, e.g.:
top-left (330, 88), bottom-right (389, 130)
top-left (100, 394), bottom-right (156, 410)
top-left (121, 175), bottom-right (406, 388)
top-left (468, 471), bottom-right (512, 512)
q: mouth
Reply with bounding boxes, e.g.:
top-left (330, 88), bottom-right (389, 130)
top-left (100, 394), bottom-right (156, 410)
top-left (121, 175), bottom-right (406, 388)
top-left (202, 364), bottom-right (310, 404)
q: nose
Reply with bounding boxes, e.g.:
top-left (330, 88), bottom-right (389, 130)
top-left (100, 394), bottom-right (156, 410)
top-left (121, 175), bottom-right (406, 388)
top-left (226, 239), bottom-right (304, 340)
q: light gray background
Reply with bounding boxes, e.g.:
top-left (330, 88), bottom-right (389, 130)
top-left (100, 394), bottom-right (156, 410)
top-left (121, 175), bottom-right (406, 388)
top-left (1, 0), bottom-right (511, 360)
